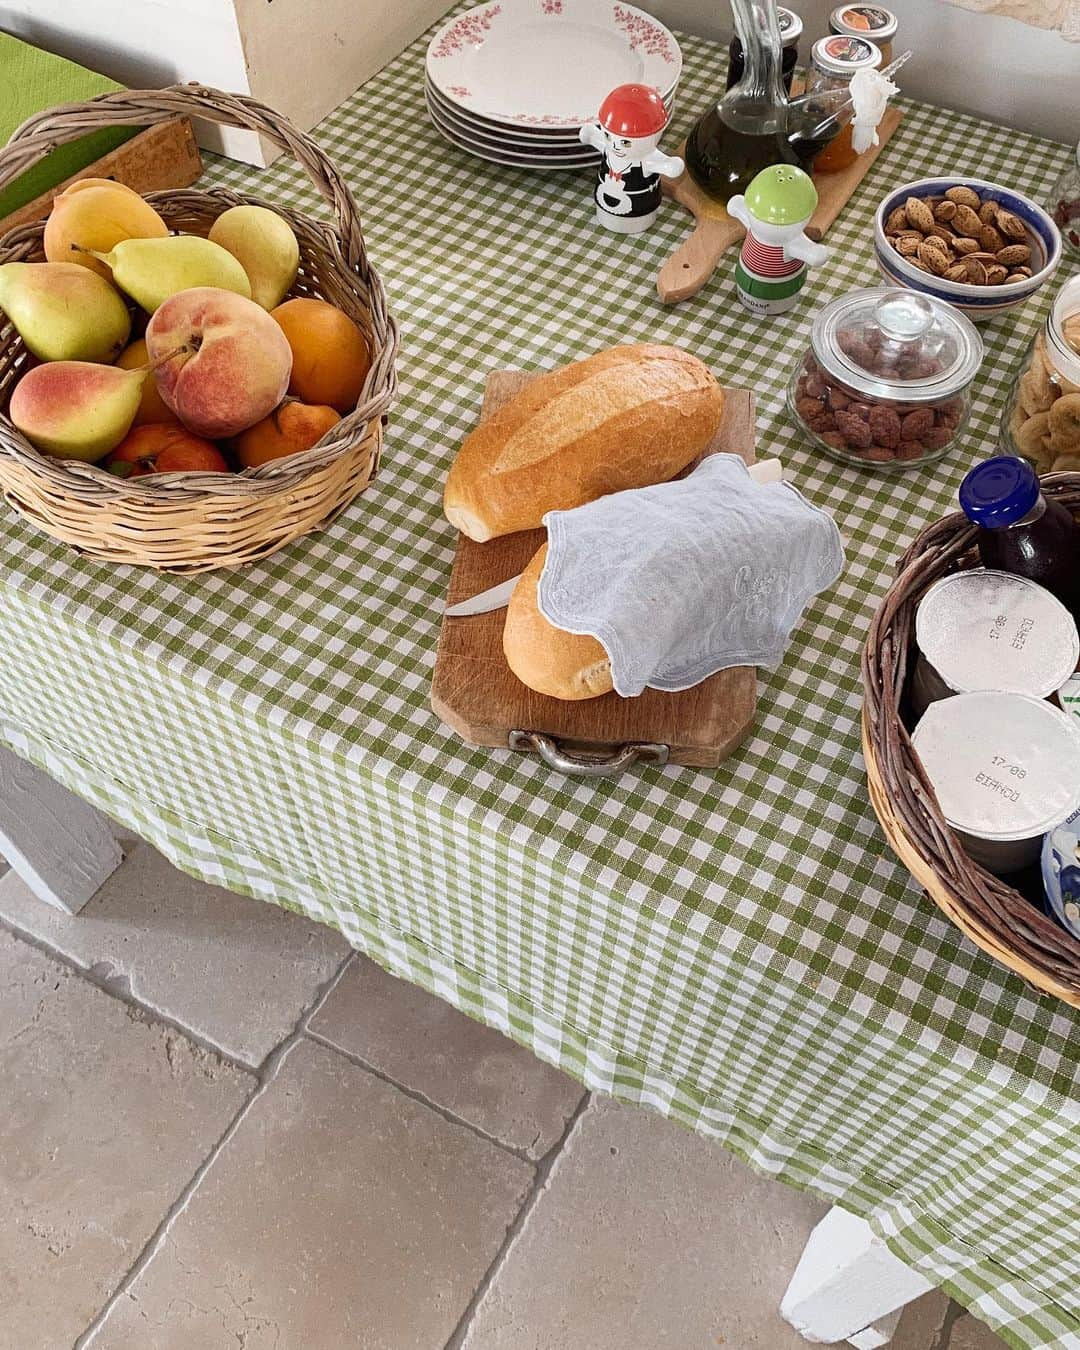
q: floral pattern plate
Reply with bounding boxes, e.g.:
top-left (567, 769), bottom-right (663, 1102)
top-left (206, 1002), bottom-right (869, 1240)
top-left (424, 76), bottom-right (675, 147)
top-left (425, 92), bottom-right (600, 169)
top-left (426, 0), bottom-right (681, 128)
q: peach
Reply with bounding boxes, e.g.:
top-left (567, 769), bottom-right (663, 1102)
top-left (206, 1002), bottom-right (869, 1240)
top-left (44, 180), bottom-right (169, 281)
top-left (270, 297), bottom-right (371, 413)
top-left (234, 400), bottom-right (340, 468)
top-left (145, 287), bottom-right (292, 439)
top-left (116, 339), bottom-right (182, 426)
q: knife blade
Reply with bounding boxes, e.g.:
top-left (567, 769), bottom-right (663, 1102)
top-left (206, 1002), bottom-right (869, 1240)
top-left (442, 459), bottom-right (784, 618)
top-left (444, 573), bottom-right (522, 617)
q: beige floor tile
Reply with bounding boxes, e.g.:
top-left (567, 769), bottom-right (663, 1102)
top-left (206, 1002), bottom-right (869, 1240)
top-left (463, 1093), bottom-right (829, 1350)
top-left (890, 1291), bottom-right (952, 1349)
top-left (94, 1037), bottom-right (534, 1350)
top-left (0, 842), bottom-right (350, 1066)
top-left (0, 929), bottom-right (252, 1350)
top-left (951, 1312), bottom-right (1010, 1348)
top-left (309, 955), bottom-right (584, 1158)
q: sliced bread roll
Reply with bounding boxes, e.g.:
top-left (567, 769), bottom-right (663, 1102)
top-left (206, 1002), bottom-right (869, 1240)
top-left (445, 344), bottom-right (724, 542)
top-left (503, 543), bottom-right (613, 701)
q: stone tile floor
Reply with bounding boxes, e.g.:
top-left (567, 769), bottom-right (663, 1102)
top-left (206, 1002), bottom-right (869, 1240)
top-left (0, 844), bottom-right (1007, 1350)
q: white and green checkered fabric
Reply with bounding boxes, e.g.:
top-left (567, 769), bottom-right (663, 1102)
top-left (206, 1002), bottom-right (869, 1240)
top-left (0, 20), bottom-right (1077, 1347)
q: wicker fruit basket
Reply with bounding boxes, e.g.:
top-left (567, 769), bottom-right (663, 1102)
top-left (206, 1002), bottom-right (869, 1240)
top-left (863, 474), bottom-right (1080, 1007)
top-left (0, 85), bottom-right (398, 572)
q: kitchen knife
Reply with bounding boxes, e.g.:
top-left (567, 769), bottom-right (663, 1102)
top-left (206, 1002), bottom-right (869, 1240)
top-left (444, 572), bottom-right (522, 618)
top-left (443, 458), bottom-right (784, 618)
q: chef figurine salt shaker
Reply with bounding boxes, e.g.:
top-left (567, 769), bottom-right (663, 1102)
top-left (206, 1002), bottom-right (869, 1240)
top-left (727, 165), bottom-right (830, 315)
top-left (579, 84), bottom-right (683, 234)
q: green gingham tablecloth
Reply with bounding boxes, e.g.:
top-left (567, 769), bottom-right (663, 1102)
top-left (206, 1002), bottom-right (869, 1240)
top-left (1, 21), bottom-right (1078, 1348)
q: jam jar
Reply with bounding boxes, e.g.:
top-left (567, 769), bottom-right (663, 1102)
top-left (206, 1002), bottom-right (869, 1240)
top-left (1047, 139), bottom-right (1080, 257)
top-left (788, 287), bottom-right (983, 471)
top-left (1000, 273), bottom-right (1080, 474)
top-left (828, 5), bottom-right (897, 65)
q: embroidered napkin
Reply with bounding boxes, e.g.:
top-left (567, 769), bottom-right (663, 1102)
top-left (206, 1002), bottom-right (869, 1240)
top-left (538, 454), bottom-right (845, 698)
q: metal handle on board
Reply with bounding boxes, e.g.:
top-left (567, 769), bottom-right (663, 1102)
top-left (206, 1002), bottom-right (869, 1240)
top-left (508, 731), bottom-right (669, 777)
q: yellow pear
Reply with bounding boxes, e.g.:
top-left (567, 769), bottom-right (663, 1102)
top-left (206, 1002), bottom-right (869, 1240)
top-left (207, 205), bottom-right (299, 309)
top-left (10, 360), bottom-right (151, 461)
top-left (92, 235), bottom-right (251, 313)
top-left (44, 181), bottom-right (169, 280)
top-left (0, 262), bottom-right (130, 363)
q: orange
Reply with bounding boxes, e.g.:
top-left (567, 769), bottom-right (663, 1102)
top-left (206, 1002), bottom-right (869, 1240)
top-left (116, 339), bottom-right (181, 426)
top-left (234, 400), bottom-right (340, 468)
top-left (270, 297), bottom-right (371, 413)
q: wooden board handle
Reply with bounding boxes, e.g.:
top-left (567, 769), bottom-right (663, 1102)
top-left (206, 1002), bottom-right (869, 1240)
top-left (657, 218), bottom-right (736, 304)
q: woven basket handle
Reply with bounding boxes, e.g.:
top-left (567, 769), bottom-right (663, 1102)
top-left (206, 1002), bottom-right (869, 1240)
top-left (0, 84), bottom-right (369, 274)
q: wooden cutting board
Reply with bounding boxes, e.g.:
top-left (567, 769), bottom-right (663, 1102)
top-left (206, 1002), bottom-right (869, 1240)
top-left (657, 105), bottom-right (903, 304)
top-left (430, 372), bottom-right (758, 773)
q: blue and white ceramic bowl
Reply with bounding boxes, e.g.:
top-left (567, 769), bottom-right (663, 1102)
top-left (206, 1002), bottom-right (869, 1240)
top-left (874, 178), bottom-right (1061, 322)
top-left (1041, 805), bottom-right (1080, 941)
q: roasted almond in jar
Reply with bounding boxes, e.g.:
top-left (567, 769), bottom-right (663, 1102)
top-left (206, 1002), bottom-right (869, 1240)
top-left (788, 287), bottom-right (983, 471)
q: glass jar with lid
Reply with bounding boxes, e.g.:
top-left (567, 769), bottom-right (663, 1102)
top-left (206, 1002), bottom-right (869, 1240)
top-left (1047, 140), bottom-right (1080, 257)
top-left (727, 6), bottom-right (802, 92)
top-left (788, 287), bottom-right (984, 471)
top-left (1000, 273), bottom-right (1080, 473)
top-left (805, 35), bottom-right (882, 174)
top-left (828, 6), bottom-right (897, 64)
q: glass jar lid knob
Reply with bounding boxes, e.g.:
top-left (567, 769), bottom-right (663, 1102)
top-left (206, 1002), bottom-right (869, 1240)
top-left (874, 290), bottom-right (934, 343)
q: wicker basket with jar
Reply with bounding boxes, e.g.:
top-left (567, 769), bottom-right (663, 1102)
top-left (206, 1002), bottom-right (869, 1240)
top-left (862, 476), bottom-right (1080, 1007)
top-left (0, 85), bottom-right (398, 573)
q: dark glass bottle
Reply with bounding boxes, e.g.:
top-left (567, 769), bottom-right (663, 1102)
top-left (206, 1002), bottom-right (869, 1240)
top-left (727, 6), bottom-right (801, 92)
top-left (959, 457), bottom-right (1080, 620)
top-left (685, 0), bottom-right (803, 201)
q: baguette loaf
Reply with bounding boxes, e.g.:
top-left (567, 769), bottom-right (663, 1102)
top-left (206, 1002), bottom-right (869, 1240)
top-left (503, 543), bottom-right (613, 701)
top-left (445, 345), bottom-right (724, 542)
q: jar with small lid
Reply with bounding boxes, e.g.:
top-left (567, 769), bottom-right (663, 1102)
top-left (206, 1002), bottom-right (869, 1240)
top-left (828, 5), bottom-right (897, 64)
top-left (788, 287), bottom-right (984, 471)
top-left (727, 6), bottom-right (802, 92)
top-left (1048, 140), bottom-right (1080, 256)
top-left (804, 35), bottom-right (881, 173)
top-left (1000, 273), bottom-right (1080, 474)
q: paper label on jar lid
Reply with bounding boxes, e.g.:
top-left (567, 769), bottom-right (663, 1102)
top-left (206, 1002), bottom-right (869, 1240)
top-left (836, 6), bottom-right (894, 35)
top-left (916, 570), bottom-right (1079, 700)
top-left (818, 34), bottom-right (876, 66)
top-left (912, 692), bottom-right (1080, 840)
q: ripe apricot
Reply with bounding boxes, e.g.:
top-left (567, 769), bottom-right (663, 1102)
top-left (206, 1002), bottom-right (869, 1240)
top-left (105, 424), bottom-right (229, 477)
top-left (116, 339), bottom-right (181, 426)
top-left (235, 400), bottom-right (340, 468)
top-left (270, 297), bottom-right (371, 413)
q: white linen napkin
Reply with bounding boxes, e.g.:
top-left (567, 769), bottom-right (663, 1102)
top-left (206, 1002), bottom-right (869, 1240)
top-left (537, 454), bottom-right (845, 698)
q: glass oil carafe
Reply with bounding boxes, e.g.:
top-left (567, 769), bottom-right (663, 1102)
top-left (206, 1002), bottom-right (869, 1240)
top-left (684, 0), bottom-right (803, 201)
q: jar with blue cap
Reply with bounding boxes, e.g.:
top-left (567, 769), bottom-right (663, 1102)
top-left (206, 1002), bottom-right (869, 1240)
top-left (959, 455), bottom-right (1080, 619)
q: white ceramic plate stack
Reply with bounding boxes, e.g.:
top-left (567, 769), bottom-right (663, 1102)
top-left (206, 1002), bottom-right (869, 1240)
top-left (425, 0), bottom-right (682, 171)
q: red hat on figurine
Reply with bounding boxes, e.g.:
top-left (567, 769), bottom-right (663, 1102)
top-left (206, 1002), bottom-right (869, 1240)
top-left (597, 83), bottom-right (668, 138)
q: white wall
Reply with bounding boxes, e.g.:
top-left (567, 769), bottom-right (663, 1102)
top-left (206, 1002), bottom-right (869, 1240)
top-left (651, 0), bottom-right (1079, 143)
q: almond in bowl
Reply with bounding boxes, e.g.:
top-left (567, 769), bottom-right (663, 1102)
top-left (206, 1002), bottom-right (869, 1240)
top-left (874, 178), bottom-right (1062, 322)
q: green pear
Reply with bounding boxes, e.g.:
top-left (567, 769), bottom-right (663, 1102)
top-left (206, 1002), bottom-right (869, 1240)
top-left (0, 261), bottom-right (131, 363)
top-left (10, 360), bottom-right (150, 461)
top-left (207, 205), bottom-right (299, 309)
top-left (91, 234), bottom-right (251, 312)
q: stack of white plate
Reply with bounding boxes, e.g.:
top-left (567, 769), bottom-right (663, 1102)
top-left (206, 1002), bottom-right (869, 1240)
top-left (425, 0), bottom-right (681, 171)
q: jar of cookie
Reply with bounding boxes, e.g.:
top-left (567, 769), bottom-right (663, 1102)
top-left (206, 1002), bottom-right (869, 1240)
top-left (788, 287), bottom-right (983, 471)
top-left (1000, 274), bottom-right (1080, 472)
